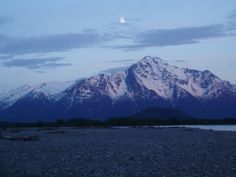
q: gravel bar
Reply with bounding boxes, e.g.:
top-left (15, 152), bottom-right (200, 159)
top-left (0, 127), bottom-right (236, 177)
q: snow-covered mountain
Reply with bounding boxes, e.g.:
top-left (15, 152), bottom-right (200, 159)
top-left (1, 56), bottom-right (236, 122)
top-left (0, 81), bottom-right (74, 110)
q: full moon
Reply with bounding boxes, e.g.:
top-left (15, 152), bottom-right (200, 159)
top-left (120, 16), bottom-right (126, 24)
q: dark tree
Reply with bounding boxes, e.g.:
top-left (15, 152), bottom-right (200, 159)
top-left (55, 119), bottom-right (65, 127)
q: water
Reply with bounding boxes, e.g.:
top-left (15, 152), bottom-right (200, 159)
top-left (155, 125), bottom-right (236, 131)
top-left (181, 125), bottom-right (236, 131)
top-left (115, 125), bottom-right (236, 131)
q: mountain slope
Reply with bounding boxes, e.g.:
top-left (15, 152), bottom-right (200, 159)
top-left (0, 56), bottom-right (236, 122)
top-left (0, 81), bottom-right (74, 121)
top-left (131, 107), bottom-right (191, 119)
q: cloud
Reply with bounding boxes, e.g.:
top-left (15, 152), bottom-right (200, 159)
top-left (108, 17), bottom-right (141, 28)
top-left (0, 54), bottom-right (12, 60)
top-left (128, 18), bottom-right (142, 22)
top-left (0, 31), bottom-right (104, 55)
top-left (228, 10), bottom-right (236, 19)
top-left (111, 24), bottom-right (228, 50)
top-left (0, 34), bottom-right (8, 43)
top-left (226, 10), bottom-right (236, 31)
top-left (108, 59), bottom-right (135, 63)
top-left (36, 70), bottom-right (46, 74)
top-left (0, 17), bottom-right (12, 26)
top-left (1, 57), bottom-right (71, 69)
top-left (105, 18), bottom-right (141, 39)
top-left (1, 13), bottom-right (235, 55)
top-left (91, 59), bottom-right (135, 65)
top-left (101, 66), bottom-right (129, 74)
top-left (174, 60), bottom-right (186, 63)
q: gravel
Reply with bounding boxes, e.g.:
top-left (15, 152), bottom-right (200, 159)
top-left (0, 127), bottom-right (236, 177)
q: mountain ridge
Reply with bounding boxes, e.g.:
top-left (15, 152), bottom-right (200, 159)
top-left (1, 56), bottom-right (236, 122)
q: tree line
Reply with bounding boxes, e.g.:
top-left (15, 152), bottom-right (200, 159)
top-left (1, 117), bottom-right (236, 128)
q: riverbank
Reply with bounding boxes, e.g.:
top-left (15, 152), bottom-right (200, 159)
top-left (0, 127), bottom-right (236, 177)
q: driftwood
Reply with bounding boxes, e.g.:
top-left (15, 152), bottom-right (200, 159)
top-left (1, 135), bottom-right (40, 141)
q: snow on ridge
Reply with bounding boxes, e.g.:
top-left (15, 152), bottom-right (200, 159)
top-left (0, 80), bottom-right (75, 109)
top-left (74, 72), bottom-right (128, 99)
top-left (0, 84), bottom-right (33, 108)
top-left (106, 72), bottom-right (127, 98)
top-left (130, 56), bottom-right (236, 99)
top-left (132, 56), bottom-right (187, 99)
top-left (32, 81), bottom-right (74, 95)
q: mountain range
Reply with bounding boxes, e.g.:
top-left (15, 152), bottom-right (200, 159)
top-left (1, 56), bottom-right (236, 122)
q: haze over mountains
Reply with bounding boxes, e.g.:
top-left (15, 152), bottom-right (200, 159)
top-left (1, 56), bottom-right (236, 122)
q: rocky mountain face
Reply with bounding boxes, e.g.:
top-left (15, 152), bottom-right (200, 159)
top-left (1, 56), bottom-right (236, 122)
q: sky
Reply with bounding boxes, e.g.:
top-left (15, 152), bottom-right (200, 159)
top-left (0, 0), bottom-right (236, 91)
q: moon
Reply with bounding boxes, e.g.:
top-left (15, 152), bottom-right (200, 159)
top-left (120, 16), bottom-right (126, 24)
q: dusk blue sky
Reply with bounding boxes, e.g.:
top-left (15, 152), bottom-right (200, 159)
top-left (0, 0), bottom-right (236, 91)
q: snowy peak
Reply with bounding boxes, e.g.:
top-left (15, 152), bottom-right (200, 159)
top-left (0, 84), bottom-right (33, 109)
top-left (33, 81), bottom-right (74, 95)
top-left (0, 80), bottom-right (75, 109)
top-left (138, 56), bottom-right (166, 65)
top-left (64, 56), bottom-right (236, 101)
top-left (129, 56), bottom-right (187, 99)
top-left (127, 56), bottom-right (236, 99)
top-left (66, 72), bottom-right (128, 101)
top-left (133, 56), bottom-right (184, 80)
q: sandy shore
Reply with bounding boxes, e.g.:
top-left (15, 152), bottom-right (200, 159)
top-left (0, 127), bottom-right (236, 177)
